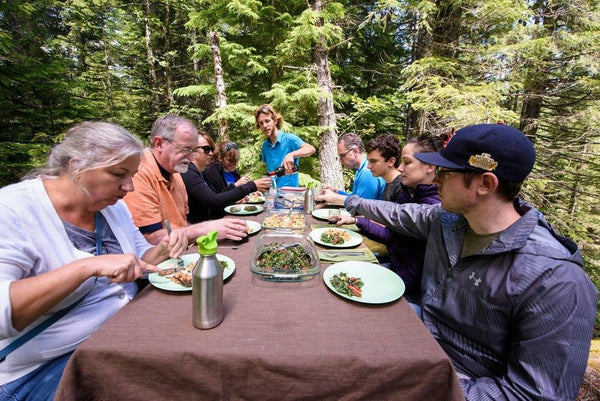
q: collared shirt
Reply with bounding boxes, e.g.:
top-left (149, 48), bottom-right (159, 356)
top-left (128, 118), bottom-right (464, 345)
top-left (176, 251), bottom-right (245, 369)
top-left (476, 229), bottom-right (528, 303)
top-left (338, 157), bottom-right (386, 200)
top-left (123, 148), bottom-right (188, 231)
top-left (261, 131), bottom-right (305, 187)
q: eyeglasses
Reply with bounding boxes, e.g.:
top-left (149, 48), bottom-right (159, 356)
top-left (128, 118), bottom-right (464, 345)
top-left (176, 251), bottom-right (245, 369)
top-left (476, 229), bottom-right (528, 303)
top-left (165, 139), bottom-right (214, 155)
top-left (338, 147), bottom-right (356, 159)
top-left (434, 167), bottom-right (470, 180)
top-left (225, 142), bottom-right (239, 151)
top-left (261, 106), bottom-right (270, 113)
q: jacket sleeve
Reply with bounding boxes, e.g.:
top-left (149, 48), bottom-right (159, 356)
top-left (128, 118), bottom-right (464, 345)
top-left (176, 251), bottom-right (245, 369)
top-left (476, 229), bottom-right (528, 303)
top-left (182, 169), bottom-right (253, 210)
top-left (355, 217), bottom-right (392, 243)
top-left (345, 196), bottom-right (436, 241)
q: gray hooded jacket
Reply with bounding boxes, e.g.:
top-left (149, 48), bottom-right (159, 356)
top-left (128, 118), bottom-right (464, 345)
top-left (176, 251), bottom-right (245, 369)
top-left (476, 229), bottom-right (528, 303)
top-left (345, 196), bottom-right (597, 401)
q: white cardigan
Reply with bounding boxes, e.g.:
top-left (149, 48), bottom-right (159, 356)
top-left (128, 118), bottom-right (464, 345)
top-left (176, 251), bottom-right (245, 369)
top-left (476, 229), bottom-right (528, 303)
top-left (0, 178), bottom-right (152, 385)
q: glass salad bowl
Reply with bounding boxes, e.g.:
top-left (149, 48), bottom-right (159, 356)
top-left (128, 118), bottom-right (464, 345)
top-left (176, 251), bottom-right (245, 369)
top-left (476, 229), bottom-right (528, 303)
top-left (250, 232), bottom-right (320, 281)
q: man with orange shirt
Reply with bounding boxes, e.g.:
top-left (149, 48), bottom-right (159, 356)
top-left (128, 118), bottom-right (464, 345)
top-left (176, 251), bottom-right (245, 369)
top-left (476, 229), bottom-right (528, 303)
top-left (124, 115), bottom-right (247, 245)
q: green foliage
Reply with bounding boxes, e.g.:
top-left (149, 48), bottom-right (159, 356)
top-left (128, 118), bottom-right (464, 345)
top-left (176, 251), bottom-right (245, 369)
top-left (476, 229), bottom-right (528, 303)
top-left (338, 94), bottom-right (406, 140)
top-left (0, 143), bottom-right (51, 186)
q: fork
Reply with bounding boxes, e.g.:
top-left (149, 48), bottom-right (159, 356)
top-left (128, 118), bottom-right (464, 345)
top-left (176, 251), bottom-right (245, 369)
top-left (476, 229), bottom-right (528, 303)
top-left (164, 220), bottom-right (185, 269)
top-left (322, 250), bottom-right (365, 256)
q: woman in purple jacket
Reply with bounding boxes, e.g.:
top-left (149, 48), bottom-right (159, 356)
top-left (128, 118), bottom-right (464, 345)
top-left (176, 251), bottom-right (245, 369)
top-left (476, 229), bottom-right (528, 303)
top-left (335, 134), bottom-right (443, 303)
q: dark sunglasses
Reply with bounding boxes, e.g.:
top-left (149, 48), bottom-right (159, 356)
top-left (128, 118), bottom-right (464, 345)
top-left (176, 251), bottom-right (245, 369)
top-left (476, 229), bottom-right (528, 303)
top-left (198, 145), bottom-right (214, 154)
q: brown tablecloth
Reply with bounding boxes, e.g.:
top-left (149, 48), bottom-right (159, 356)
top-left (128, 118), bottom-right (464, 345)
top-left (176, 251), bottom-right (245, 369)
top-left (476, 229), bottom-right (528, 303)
top-left (55, 212), bottom-right (464, 401)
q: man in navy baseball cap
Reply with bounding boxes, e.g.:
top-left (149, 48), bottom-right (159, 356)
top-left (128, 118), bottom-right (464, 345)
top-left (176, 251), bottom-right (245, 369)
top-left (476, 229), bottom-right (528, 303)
top-left (415, 123), bottom-right (536, 182)
top-left (341, 123), bottom-right (597, 400)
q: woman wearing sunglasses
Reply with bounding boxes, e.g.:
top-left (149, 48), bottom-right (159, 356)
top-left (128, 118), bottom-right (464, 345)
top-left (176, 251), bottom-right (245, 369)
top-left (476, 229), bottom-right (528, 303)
top-left (182, 138), bottom-right (270, 223)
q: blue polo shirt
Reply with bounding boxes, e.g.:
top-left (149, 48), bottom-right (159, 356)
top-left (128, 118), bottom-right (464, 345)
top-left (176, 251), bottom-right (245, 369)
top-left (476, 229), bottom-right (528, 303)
top-left (261, 131), bottom-right (305, 187)
top-left (338, 157), bottom-right (385, 200)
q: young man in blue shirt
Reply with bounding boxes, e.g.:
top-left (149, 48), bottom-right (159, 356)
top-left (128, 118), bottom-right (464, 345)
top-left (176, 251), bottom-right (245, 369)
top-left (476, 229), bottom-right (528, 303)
top-left (255, 104), bottom-right (315, 188)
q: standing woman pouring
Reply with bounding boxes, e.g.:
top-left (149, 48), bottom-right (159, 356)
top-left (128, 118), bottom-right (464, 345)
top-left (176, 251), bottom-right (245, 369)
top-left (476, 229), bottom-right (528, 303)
top-left (0, 122), bottom-right (186, 400)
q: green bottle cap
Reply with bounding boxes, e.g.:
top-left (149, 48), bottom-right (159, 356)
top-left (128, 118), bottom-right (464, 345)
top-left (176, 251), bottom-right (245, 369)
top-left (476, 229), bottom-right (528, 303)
top-left (196, 231), bottom-right (218, 255)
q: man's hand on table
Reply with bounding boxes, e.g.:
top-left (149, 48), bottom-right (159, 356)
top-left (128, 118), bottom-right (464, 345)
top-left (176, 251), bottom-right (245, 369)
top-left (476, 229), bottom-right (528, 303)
top-left (330, 215), bottom-right (357, 226)
top-left (315, 188), bottom-right (347, 206)
top-left (189, 218), bottom-right (248, 242)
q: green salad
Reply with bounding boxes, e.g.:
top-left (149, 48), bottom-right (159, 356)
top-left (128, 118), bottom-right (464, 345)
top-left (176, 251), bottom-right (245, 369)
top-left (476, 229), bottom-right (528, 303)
top-left (330, 272), bottom-right (363, 298)
top-left (256, 242), bottom-right (312, 273)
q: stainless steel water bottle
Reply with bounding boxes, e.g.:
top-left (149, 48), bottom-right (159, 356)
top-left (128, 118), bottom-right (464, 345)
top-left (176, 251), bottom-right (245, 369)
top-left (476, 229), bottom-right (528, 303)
top-left (192, 231), bottom-right (223, 329)
top-left (304, 187), bottom-right (315, 213)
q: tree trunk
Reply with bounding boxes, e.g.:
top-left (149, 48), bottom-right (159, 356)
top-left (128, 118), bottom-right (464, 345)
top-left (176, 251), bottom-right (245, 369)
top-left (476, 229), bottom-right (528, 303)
top-left (312, 0), bottom-right (342, 188)
top-left (191, 29), bottom-right (199, 76)
top-left (163, 0), bottom-right (174, 108)
top-left (210, 30), bottom-right (228, 141)
top-left (517, 0), bottom-right (552, 141)
top-left (103, 45), bottom-right (114, 115)
top-left (519, 86), bottom-right (544, 139)
top-left (144, 0), bottom-right (160, 112)
top-left (568, 143), bottom-right (586, 217)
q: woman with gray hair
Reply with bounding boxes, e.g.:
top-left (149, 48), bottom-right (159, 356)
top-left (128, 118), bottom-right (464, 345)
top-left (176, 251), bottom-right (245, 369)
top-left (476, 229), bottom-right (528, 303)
top-left (0, 122), bottom-right (186, 400)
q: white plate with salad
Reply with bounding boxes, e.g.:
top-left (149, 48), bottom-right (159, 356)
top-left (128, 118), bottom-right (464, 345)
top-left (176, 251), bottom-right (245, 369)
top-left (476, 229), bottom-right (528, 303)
top-left (309, 227), bottom-right (363, 248)
top-left (323, 262), bottom-right (405, 304)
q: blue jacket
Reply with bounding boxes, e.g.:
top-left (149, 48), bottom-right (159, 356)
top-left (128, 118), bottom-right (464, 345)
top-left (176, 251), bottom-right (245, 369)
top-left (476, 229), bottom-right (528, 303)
top-left (345, 196), bottom-right (597, 401)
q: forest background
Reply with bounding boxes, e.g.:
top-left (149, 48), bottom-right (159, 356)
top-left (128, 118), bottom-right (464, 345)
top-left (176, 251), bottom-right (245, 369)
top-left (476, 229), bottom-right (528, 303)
top-left (1, 0), bottom-right (599, 334)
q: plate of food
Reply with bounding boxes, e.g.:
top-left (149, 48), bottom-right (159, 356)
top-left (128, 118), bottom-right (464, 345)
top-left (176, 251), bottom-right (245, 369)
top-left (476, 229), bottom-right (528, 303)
top-left (246, 220), bottom-right (261, 235)
top-left (247, 192), bottom-right (266, 204)
top-left (148, 254), bottom-right (236, 291)
top-left (224, 204), bottom-right (264, 215)
top-left (309, 227), bottom-right (363, 248)
top-left (311, 208), bottom-right (352, 221)
top-left (323, 262), bottom-right (405, 304)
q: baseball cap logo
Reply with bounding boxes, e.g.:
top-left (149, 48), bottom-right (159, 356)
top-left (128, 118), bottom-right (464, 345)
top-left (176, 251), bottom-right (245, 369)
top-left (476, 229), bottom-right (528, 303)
top-left (468, 153), bottom-right (498, 171)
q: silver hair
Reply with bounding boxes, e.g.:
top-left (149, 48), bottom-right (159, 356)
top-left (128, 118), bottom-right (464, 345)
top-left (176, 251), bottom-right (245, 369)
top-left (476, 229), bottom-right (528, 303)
top-left (151, 114), bottom-right (197, 144)
top-left (23, 121), bottom-right (143, 179)
top-left (338, 132), bottom-right (365, 153)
